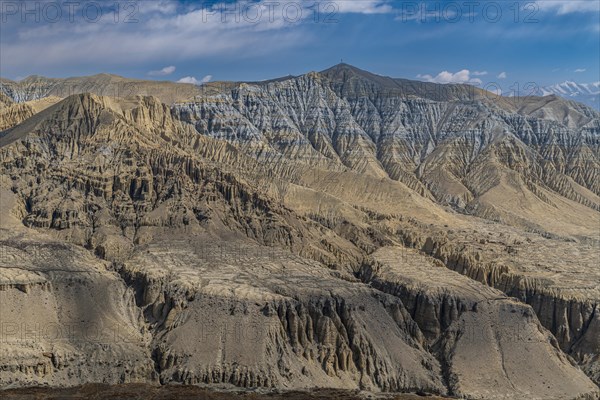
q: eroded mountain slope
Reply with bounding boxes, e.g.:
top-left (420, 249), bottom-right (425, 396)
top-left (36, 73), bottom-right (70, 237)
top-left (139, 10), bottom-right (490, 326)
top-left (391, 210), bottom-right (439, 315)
top-left (0, 66), bottom-right (599, 397)
top-left (172, 64), bottom-right (599, 237)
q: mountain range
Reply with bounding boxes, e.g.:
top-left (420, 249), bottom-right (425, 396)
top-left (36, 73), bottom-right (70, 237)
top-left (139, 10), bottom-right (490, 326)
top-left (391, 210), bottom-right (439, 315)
top-left (0, 64), bottom-right (598, 399)
top-left (517, 81), bottom-right (600, 111)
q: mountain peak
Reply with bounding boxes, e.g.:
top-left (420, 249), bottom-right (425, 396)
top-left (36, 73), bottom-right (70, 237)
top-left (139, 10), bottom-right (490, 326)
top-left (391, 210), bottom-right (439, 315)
top-left (88, 73), bottom-right (126, 79)
top-left (326, 62), bottom-right (358, 70)
top-left (21, 74), bottom-right (49, 82)
top-left (318, 63), bottom-right (404, 92)
top-left (320, 63), bottom-right (380, 78)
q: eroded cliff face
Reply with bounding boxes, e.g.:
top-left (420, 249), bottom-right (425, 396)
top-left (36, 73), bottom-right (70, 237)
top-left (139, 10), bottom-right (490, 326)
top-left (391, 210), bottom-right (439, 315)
top-left (173, 65), bottom-right (600, 387)
top-left (0, 66), bottom-right (599, 397)
top-left (385, 224), bottom-right (600, 385)
top-left (0, 206), bottom-right (155, 386)
top-left (172, 65), bottom-right (599, 236)
top-left (115, 236), bottom-right (438, 391)
top-left (362, 247), bottom-right (598, 399)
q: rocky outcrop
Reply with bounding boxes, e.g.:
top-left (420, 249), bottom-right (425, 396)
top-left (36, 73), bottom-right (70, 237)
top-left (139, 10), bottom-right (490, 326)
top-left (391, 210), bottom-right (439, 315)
top-left (0, 102), bottom-right (35, 131)
top-left (389, 224), bottom-right (600, 386)
top-left (112, 238), bottom-right (445, 393)
top-left (363, 247), bottom-right (600, 399)
top-left (0, 237), bottom-right (156, 387)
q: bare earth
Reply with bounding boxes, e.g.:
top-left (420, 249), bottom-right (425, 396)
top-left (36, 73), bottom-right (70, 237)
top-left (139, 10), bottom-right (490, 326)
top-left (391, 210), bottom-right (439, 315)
top-left (1, 384), bottom-right (447, 400)
top-left (0, 65), bottom-right (598, 399)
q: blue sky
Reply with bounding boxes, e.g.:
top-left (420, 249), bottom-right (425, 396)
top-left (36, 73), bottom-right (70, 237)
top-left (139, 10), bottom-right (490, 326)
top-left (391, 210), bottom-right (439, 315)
top-left (0, 0), bottom-right (598, 91)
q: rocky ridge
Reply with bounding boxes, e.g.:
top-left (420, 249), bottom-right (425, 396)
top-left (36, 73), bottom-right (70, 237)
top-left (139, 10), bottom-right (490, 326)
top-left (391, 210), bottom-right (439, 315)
top-left (0, 65), bottom-right (598, 398)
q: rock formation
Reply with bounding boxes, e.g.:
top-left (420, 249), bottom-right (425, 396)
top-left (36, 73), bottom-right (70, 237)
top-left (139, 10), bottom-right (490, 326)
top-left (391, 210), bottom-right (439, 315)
top-left (0, 64), bottom-right (598, 399)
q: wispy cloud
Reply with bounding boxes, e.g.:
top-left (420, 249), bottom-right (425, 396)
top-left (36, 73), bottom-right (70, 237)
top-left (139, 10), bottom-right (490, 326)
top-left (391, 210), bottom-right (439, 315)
top-left (417, 69), bottom-right (482, 84)
top-left (0, 1), bottom-right (326, 72)
top-left (136, 0), bottom-right (178, 15)
top-left (177, 76), bottom-right (199, 84)
top-left (177, 75), bottom-right (212, 85)
top-left (2, 0), bottom-right (398, 74)
top-left (497, 72), bottom-right (507, 79)
top-left (574, 68), bottom-right (586, 73)
top-left (535, 0), bottom-right (600, 15)
top-left (0, 0), bottom-right (596, 84)
top-left (148, 66), bottom-right (176, 76)
top-left (336, 1), bottom-right (393, 14)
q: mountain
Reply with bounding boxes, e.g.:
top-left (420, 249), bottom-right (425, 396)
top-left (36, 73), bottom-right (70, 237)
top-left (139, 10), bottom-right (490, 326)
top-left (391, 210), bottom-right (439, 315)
top-left (539, 81), bottom-right (600, 111)
top-left (174, 64), bottom-right (599, 234)
top-left (0, 64), bottom-right (599, 399)
top-left (0, 74), bottom-right (200, 104)
top-left (0, 94), bottom-right (61, 131)
top-left (502, 80), bottom-right (600, 111)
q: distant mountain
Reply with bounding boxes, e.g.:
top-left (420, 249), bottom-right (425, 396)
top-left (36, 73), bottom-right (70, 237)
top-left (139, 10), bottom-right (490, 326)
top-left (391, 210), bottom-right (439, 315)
top-left (539, 81), bottom-right (600, 110)
top-left (503, 80), bottom-right (600, 110)
top-left (0, 74), bottom-right (199, 104)
top-left (3, 65), bottom-right (598, 111)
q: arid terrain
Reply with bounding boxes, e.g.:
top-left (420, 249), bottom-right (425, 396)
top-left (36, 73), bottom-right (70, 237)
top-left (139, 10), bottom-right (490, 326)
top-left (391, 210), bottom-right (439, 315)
top-left (1, 384), bottom-right (448, 400)
top-left (0, 64), bottom-right (598, 399)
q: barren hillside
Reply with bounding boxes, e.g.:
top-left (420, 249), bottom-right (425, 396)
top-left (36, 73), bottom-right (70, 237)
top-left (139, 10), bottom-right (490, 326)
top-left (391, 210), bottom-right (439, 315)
top-left (0, 65), bottom-right (598, 399)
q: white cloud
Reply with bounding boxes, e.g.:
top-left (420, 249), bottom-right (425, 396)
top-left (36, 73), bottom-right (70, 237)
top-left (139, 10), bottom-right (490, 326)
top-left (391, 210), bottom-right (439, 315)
top-left (336, 1), bottom-right (393, 14)
top-left (1, 0), bottom-right (398, 77)
top-left (417, 69), bottom-right (482, 85)
top-left (137, 1), bottom-right (178, 15)
top-left (574, 68), bottom-right (586, 73)
top-left (0, 1), bottom-right (320, 73)
top-left (177, 75), bottom-right (212, 85)
top-left (497, 72), bottom-right (507, 79)
top-left (148, 66), bottom-right (176, 76)
top-left (177, 76), bottom-right (199, 85)
top-left (472, 71), bottom-right (488, 76)
top-left (536, 0), bottom-right (600, 15)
